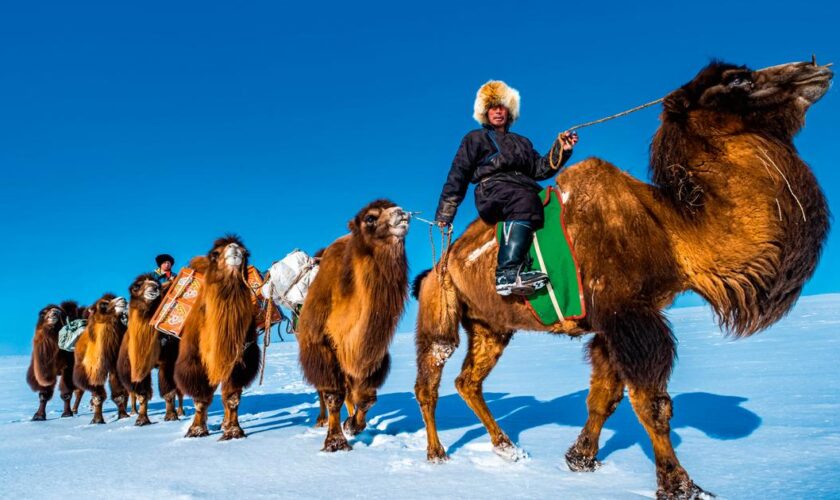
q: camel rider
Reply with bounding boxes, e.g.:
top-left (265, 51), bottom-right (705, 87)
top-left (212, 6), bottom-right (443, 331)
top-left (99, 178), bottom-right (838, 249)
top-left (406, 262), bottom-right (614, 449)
top-left (153, 254), bottom-right (176, 285)
top-left (435, 80), bottom-right (578, 296)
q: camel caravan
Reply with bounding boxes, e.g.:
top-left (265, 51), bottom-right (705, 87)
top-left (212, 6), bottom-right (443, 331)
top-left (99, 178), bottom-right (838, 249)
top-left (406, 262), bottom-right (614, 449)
top-left (26, 59), bottom-right (832, 499)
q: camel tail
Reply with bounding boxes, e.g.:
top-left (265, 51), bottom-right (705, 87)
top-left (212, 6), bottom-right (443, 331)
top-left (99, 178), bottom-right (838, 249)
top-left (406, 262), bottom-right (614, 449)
top-left (414, 267), bottom-right (461, 358)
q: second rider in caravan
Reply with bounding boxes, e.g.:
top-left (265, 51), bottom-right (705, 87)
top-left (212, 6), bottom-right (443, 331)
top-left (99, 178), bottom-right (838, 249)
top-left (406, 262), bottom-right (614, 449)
top-left (434, 80), bottom-right (578, 296)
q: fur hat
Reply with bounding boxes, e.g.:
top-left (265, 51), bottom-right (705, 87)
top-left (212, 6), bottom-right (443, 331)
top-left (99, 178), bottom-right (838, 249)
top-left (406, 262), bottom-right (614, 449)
top-left (473, 80), bottom-right (520, 126)
top-left (155, 253), bottom-right (174, 266)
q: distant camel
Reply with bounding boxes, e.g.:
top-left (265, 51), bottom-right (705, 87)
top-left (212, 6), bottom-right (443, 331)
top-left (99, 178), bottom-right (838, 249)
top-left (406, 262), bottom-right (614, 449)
top-left (73, 294), bottom-right (130, 423)
top-left (116, 274), bottom-right (184, 426)
top-left (26, 301), bottom-right (84, 420)
top-left (298, 199), bottom-right (409, 451)
top-left (413, 60), bottom-right (831, 499)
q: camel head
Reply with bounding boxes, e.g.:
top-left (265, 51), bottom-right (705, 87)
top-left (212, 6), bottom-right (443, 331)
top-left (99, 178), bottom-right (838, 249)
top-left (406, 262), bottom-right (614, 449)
top-left (661, 58), bottom-right (833, 141)
top-left (207, 235), bottom-right (250, 277)
top-left (348, 199), bottom-right (410, 247)
top-left (128, 274), bottom-right (162, 310)
top-left (88, 293), bottom-right (127, 322)
top-left (37, 304), bottom-right (65, 329)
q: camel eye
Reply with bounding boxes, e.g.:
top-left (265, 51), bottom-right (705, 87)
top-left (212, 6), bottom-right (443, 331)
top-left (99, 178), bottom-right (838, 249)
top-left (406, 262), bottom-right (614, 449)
top-left (364, 215), bottom-right (377, 224)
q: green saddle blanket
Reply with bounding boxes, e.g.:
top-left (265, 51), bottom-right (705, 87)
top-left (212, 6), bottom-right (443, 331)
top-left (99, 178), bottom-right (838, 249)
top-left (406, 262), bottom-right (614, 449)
top-left (496, 187), bottom-right (585, 324)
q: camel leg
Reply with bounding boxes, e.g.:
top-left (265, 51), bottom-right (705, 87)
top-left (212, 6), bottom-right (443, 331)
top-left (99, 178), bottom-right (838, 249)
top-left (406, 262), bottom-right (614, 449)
top-left (322, 390), bottom-right (352, 452)
top-left (32, 387), bottom-right (54, 421)
top-left (455, 320), bottom-right (521, 460)
top-left (72, 389), bottom-right (84, 414)
top-left (158, 351), bottom-right (180, 421)
top-left (218, 385), bottom-right (245, 440)
top-left (177, 390), bottom-right (185, 416)
top-left (185, 398), bottom-right (211, 437)
top-left (314, 391), bottom-right (327, 428)
top-left (343, 383), bottom-right (375, 437)
top-left (599, 308), bottom-right (709, 498)
top-left (109, 372), bottom-right (130, 420)
top-left (133, 374), bottom-right (154, 426)
top-left (58, 368), bottom-right (76, 418)
top-left (566, 334), bottom-right (625, 472)
top-left (129, 392), bottom-right (138, 415)
top-left (415, 338), bottom-right (457, 462)
top-left (90, 387), bottom-right (107, 424)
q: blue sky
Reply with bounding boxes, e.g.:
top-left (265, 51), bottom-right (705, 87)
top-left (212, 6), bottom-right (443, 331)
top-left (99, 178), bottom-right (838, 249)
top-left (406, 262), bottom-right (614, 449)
top-left (1, 1), bottom-right (837, 354)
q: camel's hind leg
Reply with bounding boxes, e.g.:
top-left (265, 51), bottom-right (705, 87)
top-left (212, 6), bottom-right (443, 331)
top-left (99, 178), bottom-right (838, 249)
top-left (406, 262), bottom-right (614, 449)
top-left (566, 334), bottom-right (625, 472)
top-left (455, 319), bottom-right (521, 460)
top-left (219, 341), bottom-right (260, 440)
top-left (108, 372), bottom-right (130, 420)
top-left (58, 364), bottom-right (77, 418)
top-left (71, 389), bottom-right (84, 414)
top-left (314, 391), bottom-right (327, 427)
top-left (599, 309), bottom-right (710, 499)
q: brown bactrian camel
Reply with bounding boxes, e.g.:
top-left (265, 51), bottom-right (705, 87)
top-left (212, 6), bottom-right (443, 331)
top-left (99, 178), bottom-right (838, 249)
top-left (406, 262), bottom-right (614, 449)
top-left (413, 60), bottom-right (832, 499)
top-left (116, 274), bottom-right (185, 426)
top-left (298, 199), bottom-right (409, 452)
top-left (174, 236), bottom-right (261, 439)
top-left (73, 293), bottom-right (130, 424)
top-left (26, 301), bottom-right (84, 420)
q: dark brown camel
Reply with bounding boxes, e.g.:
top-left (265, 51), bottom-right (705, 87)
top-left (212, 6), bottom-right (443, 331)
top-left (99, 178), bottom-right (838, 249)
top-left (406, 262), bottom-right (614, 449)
top-left (26, 301), bottom-right (84, 420)
top-left (298, 199), bottom-right (409, 452)
top-left (413, 60), bottom-right (831, 499)
top-left (73, 293), bottom-right (130, 424)
top-left (116, 274), bottom-right (185, 426)
top-left (174, 236), bottom-right (261, 440)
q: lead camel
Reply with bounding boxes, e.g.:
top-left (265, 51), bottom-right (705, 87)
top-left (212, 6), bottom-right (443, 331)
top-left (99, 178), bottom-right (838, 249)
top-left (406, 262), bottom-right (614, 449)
top-left (413, 60), bottom-right (832, 499)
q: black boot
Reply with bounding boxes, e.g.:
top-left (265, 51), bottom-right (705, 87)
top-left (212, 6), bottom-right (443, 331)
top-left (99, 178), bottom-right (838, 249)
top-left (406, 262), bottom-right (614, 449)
top-left (496, 222), bottom-right (548, 296)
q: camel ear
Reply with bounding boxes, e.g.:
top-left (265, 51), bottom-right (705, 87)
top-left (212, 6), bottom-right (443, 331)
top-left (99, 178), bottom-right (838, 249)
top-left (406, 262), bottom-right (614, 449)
top-left (348, 217), bottom-right (359, 235)
top-left (190, 256), bottom-right (209, 272)
top-left (663, 89), bottom-right (691, 116)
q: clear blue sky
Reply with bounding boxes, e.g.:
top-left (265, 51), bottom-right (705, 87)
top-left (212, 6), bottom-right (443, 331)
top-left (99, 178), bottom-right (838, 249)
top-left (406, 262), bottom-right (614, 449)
top-left (1, 1), bottom-right (837, 354)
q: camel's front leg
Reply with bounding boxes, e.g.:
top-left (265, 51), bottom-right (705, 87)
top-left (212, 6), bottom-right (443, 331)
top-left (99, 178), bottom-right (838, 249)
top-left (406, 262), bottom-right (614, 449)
top-left (132, 374), bottom-right (154, 426)
top-left (566, 334), bottom-right (625, 472)
top-left (455, 320), bottom-right (521, 460)
top-left (314, 391), bottom-right (327, 427)
top-left (219, 384), bottom-right (245, 440)
top-left (71, 389), bottom-right (84, 414)
top-left (322, 390), bottom-right (351, 451)
top-left (109, 372), bottom-right (130, 420)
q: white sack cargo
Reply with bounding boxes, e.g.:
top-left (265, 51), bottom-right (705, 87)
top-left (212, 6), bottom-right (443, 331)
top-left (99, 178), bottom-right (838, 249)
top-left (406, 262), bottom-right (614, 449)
top-left (261, 250), bottom-right (319, 308)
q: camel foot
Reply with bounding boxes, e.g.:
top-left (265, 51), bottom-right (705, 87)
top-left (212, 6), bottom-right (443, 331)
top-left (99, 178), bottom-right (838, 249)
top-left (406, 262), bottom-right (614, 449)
top-left (177, 408), bottom-right (185, 417)
top-left (31, 412), bottom-right (46, 421)
top-left (219, 425), bottom-right (247, 441)
top-left (116, 410), bottom-right (130, 420)
top-left (164, 412), bottom-right (179, 422)
top-left (427, 448), bottom-right (450, 463)
top-left (60, 410), bottom-right (74, 418)
top-left (342, 416), bottom-right (366, 436)
top-left (322, 434), bottom-right (352, 452)
top-left (314, 416), bottom-right (327, 428)
top-left (184, 425), bottom-right (210, 438)
top-left (656, 480), bottom-right (714, 500)
top-left (90, 416), bottom-right (105, 425)
top-left (565, 447), bottom-right (601, 472)
top-left (135, 414), bottom-right (152, 426)
top-left (493, 442), bottom-right (529, 462)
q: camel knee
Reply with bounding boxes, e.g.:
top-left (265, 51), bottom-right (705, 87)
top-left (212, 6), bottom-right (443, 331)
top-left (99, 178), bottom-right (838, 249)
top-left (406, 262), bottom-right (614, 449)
top-left (454, 374), bottom-right (480, 399)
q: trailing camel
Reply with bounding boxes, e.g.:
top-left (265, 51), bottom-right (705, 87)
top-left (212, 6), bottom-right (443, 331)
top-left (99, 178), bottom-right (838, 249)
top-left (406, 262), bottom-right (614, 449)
top-left (116, 274), bottom-right (185, 426)
top-left (73, 293), bottom-right (130, 424)
top-left (174, 236), bottom-right (261, 440)
top-left (413, 60), bottom-right (831, 498)
top-left (298, 199), bottom-right (409, 451)
top-left (26, 301), bottom-right (84, 420)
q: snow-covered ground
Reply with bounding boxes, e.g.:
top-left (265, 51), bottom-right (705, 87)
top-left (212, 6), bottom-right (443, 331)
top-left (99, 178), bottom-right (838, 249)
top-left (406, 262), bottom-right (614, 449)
top-left (1, 295), bottom-right (838, 499)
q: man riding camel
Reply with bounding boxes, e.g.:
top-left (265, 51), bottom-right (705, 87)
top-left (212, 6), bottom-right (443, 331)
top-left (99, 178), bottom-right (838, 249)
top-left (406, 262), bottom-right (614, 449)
top-left (435, 80), bottom-right (578, 296)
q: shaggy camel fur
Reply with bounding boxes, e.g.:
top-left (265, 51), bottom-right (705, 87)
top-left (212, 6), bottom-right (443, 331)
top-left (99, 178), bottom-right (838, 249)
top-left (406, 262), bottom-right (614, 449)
top-left (73, 293), bottom-right (130, 424)
top-left (26, 301), bottom-right (84, 420)
top-left (174, 236), bottom-right (261, 440)
top-left (117, 274), bottom-right (184, 426)
top-left (413, 60), bottom-right (831, 499)
top-left (298, 199), bottom-right (409, 451)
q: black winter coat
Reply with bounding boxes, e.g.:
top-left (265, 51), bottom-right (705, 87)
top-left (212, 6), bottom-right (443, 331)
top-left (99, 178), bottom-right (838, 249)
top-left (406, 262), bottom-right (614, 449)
top-left (434, 126), bottom-right (572, 224)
